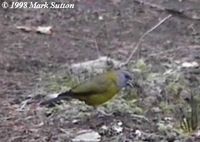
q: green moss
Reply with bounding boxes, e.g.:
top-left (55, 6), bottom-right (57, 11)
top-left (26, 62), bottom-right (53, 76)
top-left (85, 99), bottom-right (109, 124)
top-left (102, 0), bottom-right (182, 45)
top-left (166, 82), bottom-right (183, 100)
top-left (159, 102), bottom-right (175, 114)
top-left (136, 59), bottom-right (149, 73)
top-left (147, 73), bottom-right (163, 82)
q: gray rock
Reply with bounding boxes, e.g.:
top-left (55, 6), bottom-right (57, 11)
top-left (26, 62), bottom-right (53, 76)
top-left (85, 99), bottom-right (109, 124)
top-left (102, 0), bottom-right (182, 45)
top-left (72, 129), bottom-right (101, 142)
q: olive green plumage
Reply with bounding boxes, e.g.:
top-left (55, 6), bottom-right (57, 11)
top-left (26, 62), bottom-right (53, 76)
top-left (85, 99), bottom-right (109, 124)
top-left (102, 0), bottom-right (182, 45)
top-left (71, 71), bottom-right (121, 106)
top-left (40, 70), bottom-right (133, 107)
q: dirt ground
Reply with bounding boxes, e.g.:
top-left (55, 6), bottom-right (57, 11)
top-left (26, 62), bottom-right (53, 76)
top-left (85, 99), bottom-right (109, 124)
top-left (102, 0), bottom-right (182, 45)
top-left (0, 0), bottom-right (200, 142)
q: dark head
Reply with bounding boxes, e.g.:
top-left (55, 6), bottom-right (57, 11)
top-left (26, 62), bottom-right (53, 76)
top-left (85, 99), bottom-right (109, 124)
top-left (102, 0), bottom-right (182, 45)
top-left (117, 70), bottom-right (133, 88)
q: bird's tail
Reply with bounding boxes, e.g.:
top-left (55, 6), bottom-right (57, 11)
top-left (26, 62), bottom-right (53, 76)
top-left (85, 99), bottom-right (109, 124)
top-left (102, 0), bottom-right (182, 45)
top-left (40, 91), bottom-right (73, 107)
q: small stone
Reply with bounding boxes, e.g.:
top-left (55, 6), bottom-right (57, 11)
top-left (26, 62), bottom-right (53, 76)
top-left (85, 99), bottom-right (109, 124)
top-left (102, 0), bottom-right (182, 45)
top-left (47, 93), bottom-right (59, 99)
top-left (112, 125), bottom-right (123, 134)
top-left (117, 121), bottom-right (123, 126)
top-left (72, 119), bottom-right (79, 124)
top-left (164, 117), bottom-right (173, 121)
top-left (135, 129), bottom-right (142, 137)
top-left (98, 15), bottom-right (103, 20)
top-left (101, 125), bottom-right (108, 130)
top-left (72, 130), bottom-right (101, 142)
top-left (181, 61), bottom-right (199, 68)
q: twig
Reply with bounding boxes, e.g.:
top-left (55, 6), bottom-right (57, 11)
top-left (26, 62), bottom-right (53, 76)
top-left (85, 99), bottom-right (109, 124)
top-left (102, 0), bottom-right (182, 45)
top-left (17, 98), bottom-right (32, 112)
top-left (94, 39), bottom-right (101, 57)
top-left (131, 114), bottom-right (150, 123)
top-left (121, 14), bottom-right (172, 66)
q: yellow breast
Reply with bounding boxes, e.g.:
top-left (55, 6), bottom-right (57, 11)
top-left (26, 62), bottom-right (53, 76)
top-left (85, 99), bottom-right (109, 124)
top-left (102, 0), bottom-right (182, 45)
top-left (83, 82), bottom-right (120, 106)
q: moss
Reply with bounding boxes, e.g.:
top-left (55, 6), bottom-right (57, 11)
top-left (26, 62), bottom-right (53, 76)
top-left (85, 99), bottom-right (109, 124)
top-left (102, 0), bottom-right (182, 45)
top-left (166, 82), bottom-right (183, 100)
top-left (147, 73), bottom-right (164, 82)
top-left (135, 59), bottom-right (149, 73)
top-left (159, 102), bottom-right (175, 114)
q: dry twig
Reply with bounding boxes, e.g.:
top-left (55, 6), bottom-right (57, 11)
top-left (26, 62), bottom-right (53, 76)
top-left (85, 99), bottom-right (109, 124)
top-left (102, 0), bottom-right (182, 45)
top-left (121, 14), bottom-right (172, 66)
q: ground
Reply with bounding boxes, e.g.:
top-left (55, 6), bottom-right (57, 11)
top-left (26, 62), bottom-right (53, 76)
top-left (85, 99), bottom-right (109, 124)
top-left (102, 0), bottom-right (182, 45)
top-left (0, 0), bottom-right (200, 142)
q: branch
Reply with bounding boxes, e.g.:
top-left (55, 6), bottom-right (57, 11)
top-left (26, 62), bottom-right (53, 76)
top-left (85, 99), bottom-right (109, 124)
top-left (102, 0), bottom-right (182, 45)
top-left (121, 14), bottom-right (172, 66)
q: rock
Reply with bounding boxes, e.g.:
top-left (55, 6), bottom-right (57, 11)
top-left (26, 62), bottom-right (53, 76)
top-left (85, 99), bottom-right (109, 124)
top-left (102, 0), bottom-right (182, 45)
top-left (72, 119), bottom-right (79, 124)
top-left (181, 61), bottom-right (199, 68)
top-left (72, 129), bottom-right (101, 142)
top-left (135, 129), bottom-right (142, 138)
top-left (101, 125), bottom-right (109, 130)
top-left (69, 56), bottom-right (122, 75)
top-left (112, 125), bottom-right (123, 134)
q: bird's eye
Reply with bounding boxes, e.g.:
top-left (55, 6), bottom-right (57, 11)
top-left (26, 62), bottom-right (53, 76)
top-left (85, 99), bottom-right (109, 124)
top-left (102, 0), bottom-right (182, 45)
top-left (125, 74), bottom-right (132, 80)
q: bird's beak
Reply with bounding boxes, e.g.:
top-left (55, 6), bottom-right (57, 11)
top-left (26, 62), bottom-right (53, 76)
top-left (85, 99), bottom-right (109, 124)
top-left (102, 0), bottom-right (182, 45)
top-left (127, 80), bottom-right (134, 88)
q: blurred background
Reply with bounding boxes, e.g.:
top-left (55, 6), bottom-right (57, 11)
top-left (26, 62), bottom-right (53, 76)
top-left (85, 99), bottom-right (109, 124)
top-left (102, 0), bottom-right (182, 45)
top-left (0, 0), bottom-right (200, 141)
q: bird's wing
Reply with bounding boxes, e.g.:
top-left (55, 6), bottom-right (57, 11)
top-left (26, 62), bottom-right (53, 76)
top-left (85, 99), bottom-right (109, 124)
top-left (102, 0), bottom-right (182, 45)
top-left (71, 75), bottom-right (113, 96)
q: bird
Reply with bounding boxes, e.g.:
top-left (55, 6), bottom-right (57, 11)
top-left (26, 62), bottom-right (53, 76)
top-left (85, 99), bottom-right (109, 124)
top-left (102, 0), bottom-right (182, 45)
top-left (40, 70), bottom-right (133, 107)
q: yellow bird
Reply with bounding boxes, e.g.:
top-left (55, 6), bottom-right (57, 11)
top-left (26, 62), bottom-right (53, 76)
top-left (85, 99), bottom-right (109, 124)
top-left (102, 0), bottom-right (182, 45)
top-left (40, 70), bottom-right (133, 107)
